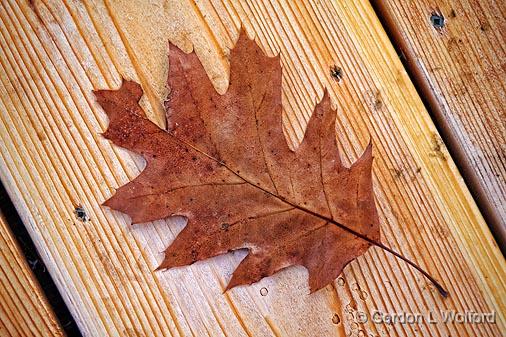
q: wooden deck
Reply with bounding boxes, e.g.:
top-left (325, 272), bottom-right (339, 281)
top-left (0, 0), bottom-right (504, 336)
top-left (373, 0), bottom-right (506, 250)
top-left (0, 210), bottom-right (64, 336)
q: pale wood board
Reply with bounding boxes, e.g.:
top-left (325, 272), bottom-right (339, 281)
top-left (0, 0), bottom-right (504, 336)
top-left (0, 209), bottom-right (65, 336)
top-left (373, 0), bottom-right (506, 250)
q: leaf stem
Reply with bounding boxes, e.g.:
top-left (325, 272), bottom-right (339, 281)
top-left (327, 219), bottom-right (449, 298)
top-left (291, 201), bottom-right (449, 297)
top-left (274, 195), bottom-right (449, 297)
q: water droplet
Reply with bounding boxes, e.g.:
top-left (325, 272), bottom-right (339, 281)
top-left (345, 300), bottom-right (357, 313)
top-left (359, 290), bottom-right (368, 301)
top-left (332, 313), bottom-right (340, 325)
top-left (337, 277), bottom-right (345, 286)
top-left (355, 311), bottom-right (368, 324)
top-left (351, 322), bottom-right (359, 331)
top-left (260, 287), bottom-right (268, 296)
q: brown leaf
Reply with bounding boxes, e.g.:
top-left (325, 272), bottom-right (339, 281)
top-left (94, 31), bottom-right (380, 293)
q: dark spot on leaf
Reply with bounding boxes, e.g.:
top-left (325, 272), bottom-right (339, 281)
top-left (191, 249), bottom-right (198, 260)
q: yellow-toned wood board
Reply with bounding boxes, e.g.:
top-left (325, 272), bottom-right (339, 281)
top-left (372, 0), bottom-right (506, 248)
top-left (0, 209), bottom-right (65, 336)
top-left (0, 0), bottom-right (504, 336)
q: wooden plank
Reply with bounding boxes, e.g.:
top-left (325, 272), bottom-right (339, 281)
top-left (0, 209), bottom-right (65, 336)
top-left (372, 0), bottom-right (506, 248)
top-left (0, 0), bottom-right (503, 336)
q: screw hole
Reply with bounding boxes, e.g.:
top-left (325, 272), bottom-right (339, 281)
top-left (330, 65), bottom-right (343, 82)
top-left (430, 12), bottom-right (445, 29)
top-left (74, 206), bottom-right (89, 222)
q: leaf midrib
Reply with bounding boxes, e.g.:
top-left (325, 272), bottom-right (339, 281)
top-left (165, 129), bottom-right (377, 244)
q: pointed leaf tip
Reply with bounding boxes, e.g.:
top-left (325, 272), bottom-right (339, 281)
top-left (93, 78), bottom-right (144, 122)
top-left (121, 78), bottom-right (143, 102)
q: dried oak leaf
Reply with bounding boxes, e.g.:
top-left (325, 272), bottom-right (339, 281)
top-left (94, 31), bottom-right (380, 292)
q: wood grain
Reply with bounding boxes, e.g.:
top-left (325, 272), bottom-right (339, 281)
top-left (0, 210), bottom-right (65, 336)
top-left (0, 0), bottom-right (503, 336)
top-left (372, 0), bottom-right (506, 248)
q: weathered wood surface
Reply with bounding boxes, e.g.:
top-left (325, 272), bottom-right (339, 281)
top-left (0, 209), bottom-right (65, 336)
top-left (0, 0), bottom-right (504, 336)
top-left (373, 0), bottom-right (506, 248)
